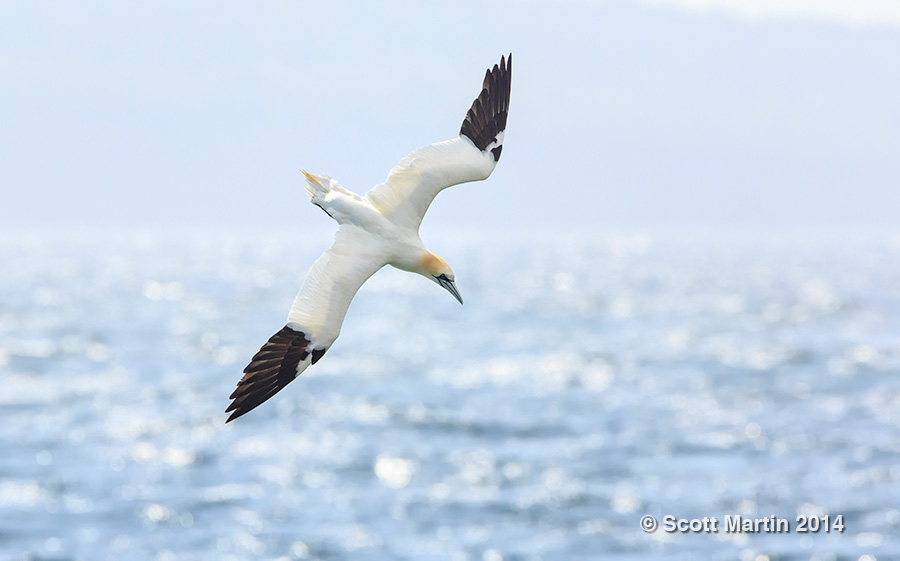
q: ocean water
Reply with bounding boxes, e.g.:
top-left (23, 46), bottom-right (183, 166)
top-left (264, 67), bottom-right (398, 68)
top-left (1, 227), bottom-right (899, 561)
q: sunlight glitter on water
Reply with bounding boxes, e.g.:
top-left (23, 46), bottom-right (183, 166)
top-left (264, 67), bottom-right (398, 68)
top-left (1, 228), bottom-right (899, 560)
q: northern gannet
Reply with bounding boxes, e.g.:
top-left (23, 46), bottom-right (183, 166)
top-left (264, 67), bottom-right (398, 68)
top-left (226, 54), bottom-right (512, 422)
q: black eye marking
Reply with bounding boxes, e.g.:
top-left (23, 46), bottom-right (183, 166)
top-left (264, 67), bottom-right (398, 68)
top-left (435, 273), bottom-right (450, 282)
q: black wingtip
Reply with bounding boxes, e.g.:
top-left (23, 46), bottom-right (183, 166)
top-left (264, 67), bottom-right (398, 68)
top-left (459, 53), bottom-right (512, 159)
top-left (225, 326), bottom-right (312, 423)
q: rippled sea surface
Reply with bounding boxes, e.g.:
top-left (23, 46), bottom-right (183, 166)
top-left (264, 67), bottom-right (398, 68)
top-left (2, 227), bottom-right (899, 561)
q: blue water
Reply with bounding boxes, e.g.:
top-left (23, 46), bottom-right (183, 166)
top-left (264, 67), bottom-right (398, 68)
top-left (2, 227), bottom-right (899, 561)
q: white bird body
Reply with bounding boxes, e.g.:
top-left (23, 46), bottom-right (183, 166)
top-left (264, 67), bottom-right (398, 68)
top-left (227, 55), bottom-right (512, 422)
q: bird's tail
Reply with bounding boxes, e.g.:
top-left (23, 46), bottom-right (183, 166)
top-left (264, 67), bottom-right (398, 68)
top-left (302, 170), bottom-right (332, 201)
top-left (301, 170), bottom-right (347, 202)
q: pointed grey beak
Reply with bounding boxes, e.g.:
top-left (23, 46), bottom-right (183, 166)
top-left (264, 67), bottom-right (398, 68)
top-left (438, 277), bottom-right (463, 305)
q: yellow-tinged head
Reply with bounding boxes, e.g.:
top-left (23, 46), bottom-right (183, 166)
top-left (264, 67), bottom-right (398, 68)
top-left (420, 252), bottom-right (462, 305)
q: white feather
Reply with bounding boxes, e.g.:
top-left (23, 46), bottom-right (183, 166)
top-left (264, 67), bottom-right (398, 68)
top-left (286, 225), bottom-right (387, 346)
top-left (365, 135), bottom-right (499, 231)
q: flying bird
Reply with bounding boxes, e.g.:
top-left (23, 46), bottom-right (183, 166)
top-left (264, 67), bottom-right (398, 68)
top-left (226, 54), bottom-right (512, 422)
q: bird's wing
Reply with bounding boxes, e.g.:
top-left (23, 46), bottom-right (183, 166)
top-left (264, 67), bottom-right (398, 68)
top-left (365, 53), bottom-right (511, 231)
top-left (226, 226), bottom-right (384, 422)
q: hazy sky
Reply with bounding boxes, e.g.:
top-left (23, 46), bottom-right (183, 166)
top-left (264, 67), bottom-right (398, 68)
top-left (2, 0), bottom-right (898, 231)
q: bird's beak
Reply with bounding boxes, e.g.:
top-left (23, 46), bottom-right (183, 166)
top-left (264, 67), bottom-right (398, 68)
top-left (439, 277), bottom-right (463, 305)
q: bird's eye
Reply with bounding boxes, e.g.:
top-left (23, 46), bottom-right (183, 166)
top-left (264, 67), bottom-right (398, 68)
top-left (435, 273), bottom-right (450, 282)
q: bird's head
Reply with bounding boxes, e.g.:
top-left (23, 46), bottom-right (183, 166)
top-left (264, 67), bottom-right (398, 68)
top-left (421, 252), bottom-right (463, 305)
